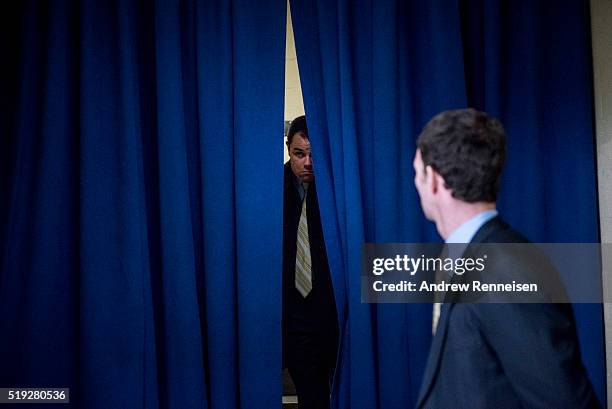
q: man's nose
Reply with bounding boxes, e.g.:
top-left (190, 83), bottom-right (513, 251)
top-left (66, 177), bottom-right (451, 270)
top-left (304, 155), bottom-right (313, 167)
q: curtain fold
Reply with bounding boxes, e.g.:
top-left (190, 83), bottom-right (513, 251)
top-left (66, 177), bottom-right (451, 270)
top-left (291, 1), bottom-right (468, 408)
top-left (1, 1), bottom-right (605, 408)
top-left (0, 1), bottom-right (286, 408)
top-left (291, 0), bottom-right (605, 408)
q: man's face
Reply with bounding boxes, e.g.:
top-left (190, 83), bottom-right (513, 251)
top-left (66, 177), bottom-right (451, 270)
top-left (413, 149), bottom-right (435, 221)
top-left (288, 132), bottom-right (314, 183)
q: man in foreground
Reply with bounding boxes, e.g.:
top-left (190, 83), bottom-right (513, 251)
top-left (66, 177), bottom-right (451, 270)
top-left (413, 108), bottom-right (600, 408)
top-left (283, 116), bottom-right (339, 409)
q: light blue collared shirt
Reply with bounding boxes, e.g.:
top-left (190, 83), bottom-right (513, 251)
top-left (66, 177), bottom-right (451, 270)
top-left (445, 209), bottom-right (498, 244)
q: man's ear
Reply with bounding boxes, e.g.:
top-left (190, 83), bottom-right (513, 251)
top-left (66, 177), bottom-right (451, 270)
top-left (425, 165), bottom-right (439, 193)
top-left (432, 169), bottom-right (450, 196)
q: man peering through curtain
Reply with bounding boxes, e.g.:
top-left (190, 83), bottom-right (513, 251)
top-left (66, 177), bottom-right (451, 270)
top-left (283, 115), bottom-right (339, 409)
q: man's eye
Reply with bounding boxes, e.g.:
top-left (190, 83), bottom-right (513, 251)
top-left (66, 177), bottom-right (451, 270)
top-left (295, 153), bottom-right (304, 158)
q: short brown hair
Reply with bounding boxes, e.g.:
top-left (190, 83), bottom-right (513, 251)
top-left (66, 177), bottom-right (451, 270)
top-left (417, 108), bottom-right (506, 202)
top-left (287, 115), bottom-right (308, 145)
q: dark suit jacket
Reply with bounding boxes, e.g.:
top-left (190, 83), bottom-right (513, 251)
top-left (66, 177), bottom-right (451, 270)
top-left (416, 217), bottom-right (600, 409)
top-left (282, 163), bottom-right (338, 366)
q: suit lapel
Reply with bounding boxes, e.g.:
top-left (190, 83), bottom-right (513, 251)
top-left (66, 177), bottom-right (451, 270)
top-left (470, 216), bottom-right (503, 244)
top-left (416, 301), bottom-right (455, 408)
top-left (416, 217), bottom-right (503, 408)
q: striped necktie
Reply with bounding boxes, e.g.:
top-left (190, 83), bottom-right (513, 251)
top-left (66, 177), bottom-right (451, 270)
top-left (295, 187), bottom-right (312, 297)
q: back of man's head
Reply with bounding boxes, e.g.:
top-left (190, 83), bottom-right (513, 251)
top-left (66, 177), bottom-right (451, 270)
top-left (417, 108), bottom-right (506, 203)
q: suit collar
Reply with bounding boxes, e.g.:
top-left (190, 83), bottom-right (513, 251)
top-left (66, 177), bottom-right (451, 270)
top-left (469, 216), bottom-right (506, 244)
top-left (445, 210), bottom-right (498, 244)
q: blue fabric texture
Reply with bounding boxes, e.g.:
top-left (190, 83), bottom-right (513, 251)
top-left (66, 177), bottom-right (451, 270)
top-left (290, 0), bottom-right (604, 408)
top-left (0, 1), bottom-right (605, 408)
top-left (0, 1), bottom-right (286, 408)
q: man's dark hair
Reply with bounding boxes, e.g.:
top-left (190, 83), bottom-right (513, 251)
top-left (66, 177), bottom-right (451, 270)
top-left (287, 115), bottom-right (308, 145)
top-left (417, 108), bottom-right (506, 203)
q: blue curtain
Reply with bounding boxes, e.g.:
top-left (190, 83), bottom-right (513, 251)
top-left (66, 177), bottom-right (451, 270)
top-left (0, 1), bottom-right (286, 408)
top-left (290, 0), bottom-right (604, 408)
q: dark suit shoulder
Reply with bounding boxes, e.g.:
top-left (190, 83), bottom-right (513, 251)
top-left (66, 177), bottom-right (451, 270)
top-left (284, 162), bottom-right (295, 190)
top-left (471, 216), bottom-right (529, 244)
top-left (467, 216), bottom-right (566, 302)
